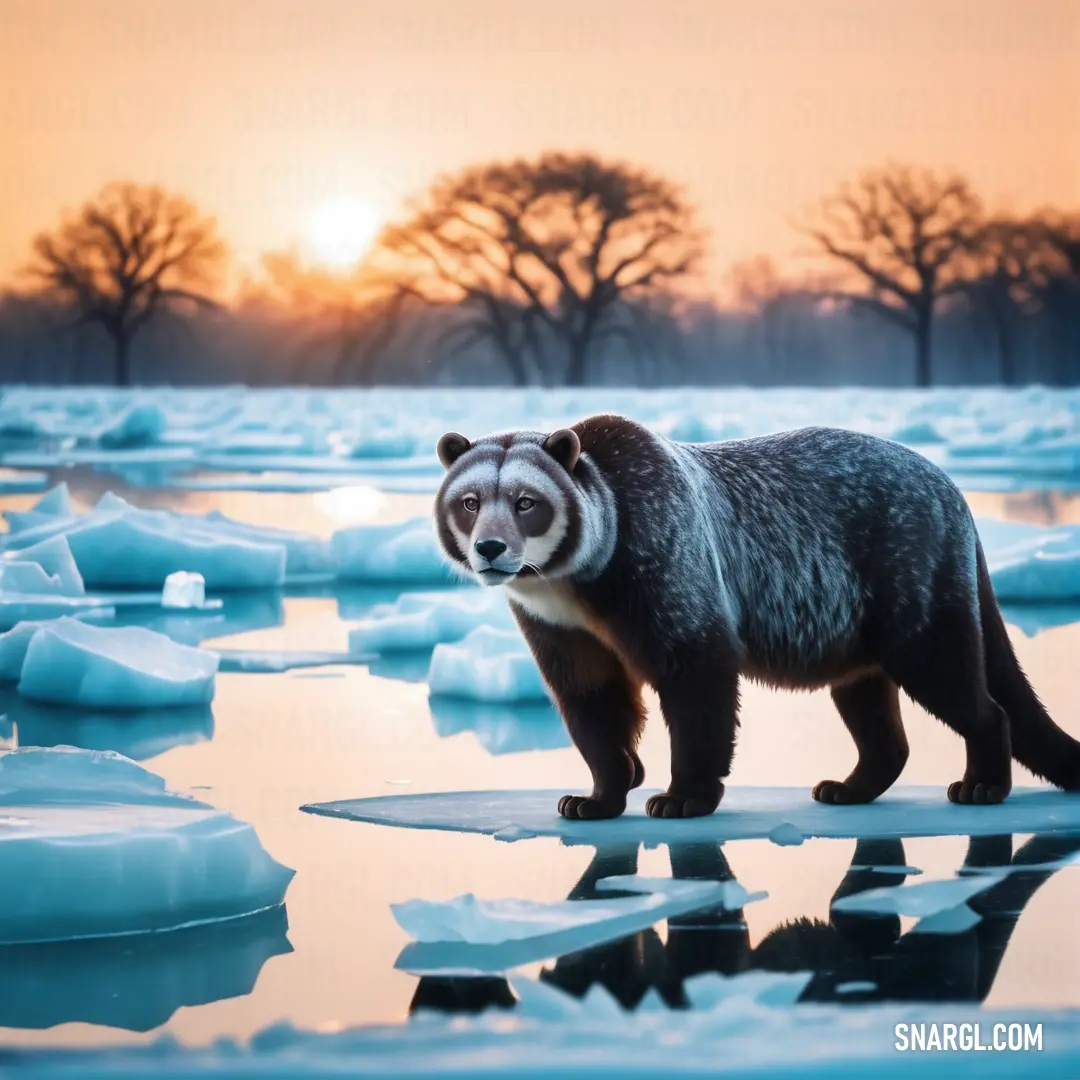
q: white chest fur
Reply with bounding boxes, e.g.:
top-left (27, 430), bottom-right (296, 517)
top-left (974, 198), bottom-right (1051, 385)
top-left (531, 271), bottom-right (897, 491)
top-left (506, 578), bottom-right (591, 631)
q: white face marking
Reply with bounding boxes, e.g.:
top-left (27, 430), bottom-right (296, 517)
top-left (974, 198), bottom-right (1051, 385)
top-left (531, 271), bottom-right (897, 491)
top-left (507, 577), bottom-right (590, 629)
top-left (437, 440), bottom-right (619, 588)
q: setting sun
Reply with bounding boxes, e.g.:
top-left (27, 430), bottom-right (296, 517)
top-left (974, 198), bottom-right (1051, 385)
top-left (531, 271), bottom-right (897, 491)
top-left (309, 197), bottom-right (383, 269)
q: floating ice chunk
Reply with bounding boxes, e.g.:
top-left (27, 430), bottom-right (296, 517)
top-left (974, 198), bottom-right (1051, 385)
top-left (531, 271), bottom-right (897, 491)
top-left (0, 621), bottom-right (58, 681)
top-left (0, 905), bottom-right (290, 1032)
top-left (212, 649), bottom-right (371, 674)
top-left (394, 875), bottom-right (749, 944)
top-left (0, 561), bottom-right (66, 595)
top-left (2, 508), bottom-right (57, 534)
top-left (333, 518), bottom-right (451, 583)
top-left (32, 482), bottom-right (73, 517)
top-left (3, 508), bottom-right (288, 590)
top-left (349, 589), bottom-right (515, 654)
top-left (768, 822), bottom-right (804, 847)
top-left (0, 595), bottom-right (115, 632)
top-left (683, 970), bottom-right (813, 1009)
top-left (831, 873), bottom-right (1004, 920)
top-left (835, 980), bottom-right (878, 995)
top-left (909, 904), bottom-right (982, 935)
top-left (0, 747), bottom-right (293, 943)
top-left (201, 510), bottom-right (334, 577)
top-left (163, 571), bottom-right (206, 609)
top-left (394, 875), bottom-right (763, 975)
top-left (95, 402), bottom-right (166, 448)
top-left (428, 627), bottom-right (549, 703)
top-left (888, 420), bottom-right (946, 444)
top-left (18, 619), bottom-right (218, 709)
top-left (429, 698), bottom-right (569, 755)
top-left (978, 517), bottom-right (1080, 602)
top-left (302, 785), bottom-right (1080, 843)
top-left (3, 535), bottom-right (85, 594)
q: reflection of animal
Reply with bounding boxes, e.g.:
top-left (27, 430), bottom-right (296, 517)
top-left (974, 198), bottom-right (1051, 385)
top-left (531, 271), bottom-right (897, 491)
top-left (435, 416), bottom-right (1080, 820)
top-left (409, 834), bottom-right (1080, 1016)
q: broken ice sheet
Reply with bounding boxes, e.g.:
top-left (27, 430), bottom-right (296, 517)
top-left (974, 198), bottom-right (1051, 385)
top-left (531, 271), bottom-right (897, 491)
top-left (831, 872), bottom-right (1006, 922)
top-left (393, 875), bottom-right (764, 976)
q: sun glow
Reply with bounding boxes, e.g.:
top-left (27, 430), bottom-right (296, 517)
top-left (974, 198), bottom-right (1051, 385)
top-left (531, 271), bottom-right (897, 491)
top-left (309, 197), bottom-right (383, 269)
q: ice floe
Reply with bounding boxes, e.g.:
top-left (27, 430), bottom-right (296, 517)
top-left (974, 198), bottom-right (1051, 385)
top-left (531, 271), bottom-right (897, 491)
top-left (16, 619), bottom-right (218, 709)
top-left (333, 517), bottom-right (453, 583)
top-left (831, 874), bottom-right (1005, 924)
top-left (394, 875), bottom-right (762, 976)
top-left (349, 589), bottom-right (515, 654)
top-left (7, 992), bottom-right (1079, 1077)
top-left (428, 627), bottom-right (551, 703)
top-left (0, 747), bottom-right (293, 943)
top-left (1, 534), bottom-right (85, 594)
top-left (212, 648), bottom-right (371, 674)
top-left (303, 785), bottom-right (1080, 843)
top-left (977, 517), bottom-right (1080, 602)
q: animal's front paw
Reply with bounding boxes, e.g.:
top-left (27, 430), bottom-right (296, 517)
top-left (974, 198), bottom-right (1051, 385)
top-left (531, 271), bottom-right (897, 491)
top-left (947, 779), bottom-right (1010, 805)
top-left (557, 794), bottom-right (626, 820)
top-left (644, 785), bottom-right (723, 819)
top-left (812, 780), bottom-right (876, 805)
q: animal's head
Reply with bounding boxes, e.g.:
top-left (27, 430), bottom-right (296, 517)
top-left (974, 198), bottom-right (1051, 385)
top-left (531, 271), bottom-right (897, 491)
top-left (433, 427), bottom-right (590, 586)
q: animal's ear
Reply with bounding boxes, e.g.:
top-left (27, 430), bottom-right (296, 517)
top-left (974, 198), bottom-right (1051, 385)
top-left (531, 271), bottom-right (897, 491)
top-left (543, 428), bottom-right (581, 473)
top-left (437, 432), bottom-right (471, 470)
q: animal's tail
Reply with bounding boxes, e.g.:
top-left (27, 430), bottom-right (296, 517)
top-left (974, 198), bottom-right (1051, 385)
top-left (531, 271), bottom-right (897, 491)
top-left (977, 542), bottom-right (1080, 790)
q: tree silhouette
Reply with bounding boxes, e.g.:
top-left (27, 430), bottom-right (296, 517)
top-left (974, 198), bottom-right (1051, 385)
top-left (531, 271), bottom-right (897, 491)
top-left (379, 152), bottom-right (704, 386)
top-left (799, 165), bottom-right (982, 387)
top-left (249, 251), bottom-right (410, 385)
top-left (1037, 211), bottom-right (1080, 384)
top-left (27, 183), bottom-right (226, 385)
top-left (964, 216), bottom-right (1062, 385)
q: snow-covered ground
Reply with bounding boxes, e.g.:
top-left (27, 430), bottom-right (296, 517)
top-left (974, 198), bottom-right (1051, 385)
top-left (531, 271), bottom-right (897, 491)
top-left (0, 386), bottom-right (1078, 1075)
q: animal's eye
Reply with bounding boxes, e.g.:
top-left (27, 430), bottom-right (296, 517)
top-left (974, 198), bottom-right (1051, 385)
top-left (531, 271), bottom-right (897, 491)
top-left (462, 496), bottom-right (479, 513)
top-left (515, 496), bottom-right (535, 512)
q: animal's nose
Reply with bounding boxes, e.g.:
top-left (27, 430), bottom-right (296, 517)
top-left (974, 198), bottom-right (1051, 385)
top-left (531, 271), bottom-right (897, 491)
top-left (475, 539), bottom-right (507, 562)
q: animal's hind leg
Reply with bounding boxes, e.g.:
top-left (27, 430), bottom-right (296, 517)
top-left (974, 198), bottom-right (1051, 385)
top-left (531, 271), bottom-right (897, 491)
top-left (814, 673), bottom-right (909, 805)
top-left (884, 609), bottom-right (1012, 805)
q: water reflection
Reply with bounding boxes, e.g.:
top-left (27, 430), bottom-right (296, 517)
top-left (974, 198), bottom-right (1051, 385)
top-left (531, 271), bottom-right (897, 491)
top-left (0, 687), bottom-right (214, 761)
top-left (428, 697), bottom-right (569, 755)
top-left (0, 905), bottom-right (291, 1032)
top-left (111, 591), bottom-right (285, 647)
top-left (408, 832), bottom-right (1080, 1016)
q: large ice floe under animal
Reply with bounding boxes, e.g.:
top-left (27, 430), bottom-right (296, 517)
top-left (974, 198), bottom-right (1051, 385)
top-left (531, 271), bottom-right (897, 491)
top-left (303, 785), bottom-right (1080, 844)
top-left (0, 747), bottom-right (293, 944)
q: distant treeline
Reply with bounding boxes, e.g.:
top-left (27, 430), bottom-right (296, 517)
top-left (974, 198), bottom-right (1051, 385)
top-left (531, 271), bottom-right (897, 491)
top-left (1, 156), bottom-right (1077, 388)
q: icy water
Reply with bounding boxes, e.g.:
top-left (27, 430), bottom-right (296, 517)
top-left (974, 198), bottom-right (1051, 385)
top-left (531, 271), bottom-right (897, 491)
top-left (1, 478), bottom-right (1079, 1049)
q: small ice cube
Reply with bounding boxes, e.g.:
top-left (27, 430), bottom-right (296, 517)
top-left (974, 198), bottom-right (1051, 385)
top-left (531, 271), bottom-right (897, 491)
top-left (162, 571), bottom-right (206, 609)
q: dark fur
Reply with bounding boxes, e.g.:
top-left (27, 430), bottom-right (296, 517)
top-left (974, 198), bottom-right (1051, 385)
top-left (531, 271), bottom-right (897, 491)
top-left (435, 414), bottom-right (1080, 819)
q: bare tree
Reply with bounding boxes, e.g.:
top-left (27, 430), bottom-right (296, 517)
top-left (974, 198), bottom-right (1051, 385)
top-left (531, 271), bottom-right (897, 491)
top-left (798, 165), bottom-right (982, 387)
top-left (26, 182), bottom-right (226, 385)
top-left (249, 251), bottom-right (411, 385)
top-left (965, 217), bottom-right (1063, 385)
top-left (379, 152), bottom-right (704, 386)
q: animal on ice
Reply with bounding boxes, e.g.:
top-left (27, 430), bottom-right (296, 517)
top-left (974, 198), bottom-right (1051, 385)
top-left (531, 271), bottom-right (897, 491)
top-left (434, 415), bottom-right (1080, 820)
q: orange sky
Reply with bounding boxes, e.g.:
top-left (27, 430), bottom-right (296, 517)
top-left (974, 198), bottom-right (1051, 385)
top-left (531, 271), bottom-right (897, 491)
top-left (1, 0), bottom-right (1076, 289)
